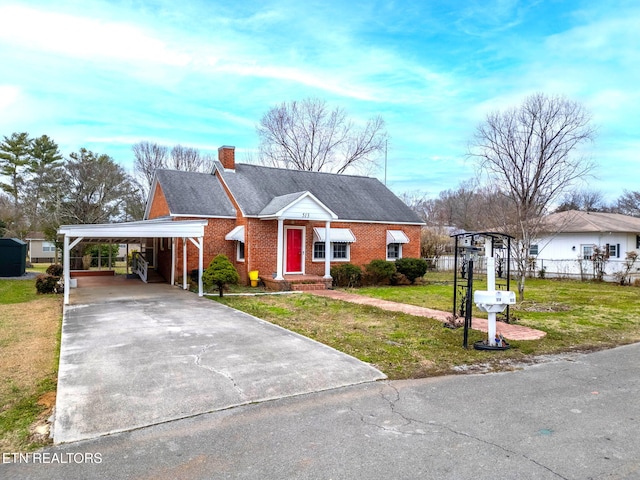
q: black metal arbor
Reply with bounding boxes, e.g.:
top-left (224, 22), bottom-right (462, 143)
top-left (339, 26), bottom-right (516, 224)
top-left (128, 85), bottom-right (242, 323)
top-left (451, 232), bottom-right (514, 348)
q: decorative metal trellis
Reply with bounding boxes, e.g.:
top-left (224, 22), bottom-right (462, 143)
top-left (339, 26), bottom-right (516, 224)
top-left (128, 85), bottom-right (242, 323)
top-left (451, 232), bottom-right (513, 348)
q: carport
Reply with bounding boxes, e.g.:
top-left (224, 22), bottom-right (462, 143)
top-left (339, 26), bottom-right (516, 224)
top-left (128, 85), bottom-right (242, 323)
top-left (58, 219), bottom-right (208, 304)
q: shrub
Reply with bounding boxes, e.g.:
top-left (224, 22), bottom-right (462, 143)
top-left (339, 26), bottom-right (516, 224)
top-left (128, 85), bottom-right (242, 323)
top-left (364, 259), bottom-right (396, 285)
top-left (394, 257), bottom-right (428, 283)
top-left (331, 263), bottom-right (362, 288)
top-left (46, 264), bottom-right (63, 276)
top-left (203, 254), bottom-right (239, 297)
top-left (35, 274), bottom-right (60, 294)
top-left (391, 272), bottom-right (411, 285)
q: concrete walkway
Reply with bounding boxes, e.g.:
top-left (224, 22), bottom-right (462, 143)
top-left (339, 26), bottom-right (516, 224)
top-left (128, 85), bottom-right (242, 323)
top-left (310, 290), bottom-right (546, 341)
top-left (53, 279), bottom-right (385, 444)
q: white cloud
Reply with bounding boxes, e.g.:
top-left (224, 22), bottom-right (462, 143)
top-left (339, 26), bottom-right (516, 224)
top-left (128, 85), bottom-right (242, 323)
top-left (0, 85), bottom-right (21, 111)
top-left (0, 5), bottom-right (190, 66)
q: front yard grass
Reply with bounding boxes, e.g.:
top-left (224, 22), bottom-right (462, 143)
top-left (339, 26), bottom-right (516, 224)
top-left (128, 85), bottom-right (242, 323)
top-left (0, 279), bottom-right (61, 452)
top-left (214, 276), bottom-right (640, 379)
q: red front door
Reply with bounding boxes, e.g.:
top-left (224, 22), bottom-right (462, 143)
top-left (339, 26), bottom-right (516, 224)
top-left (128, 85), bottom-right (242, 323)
top-left (286, 228), bottom-right (303, 273)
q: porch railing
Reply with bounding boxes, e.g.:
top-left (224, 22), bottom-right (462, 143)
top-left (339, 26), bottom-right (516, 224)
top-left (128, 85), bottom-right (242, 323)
top-left (131, 251), bottom-right (149, 283)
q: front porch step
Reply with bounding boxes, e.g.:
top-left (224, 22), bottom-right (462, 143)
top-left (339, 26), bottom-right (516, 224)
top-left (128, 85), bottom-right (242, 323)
top-left (261, 275), bottom-right (332, 291)
top-left (291, 283), bottom-right (328, 291)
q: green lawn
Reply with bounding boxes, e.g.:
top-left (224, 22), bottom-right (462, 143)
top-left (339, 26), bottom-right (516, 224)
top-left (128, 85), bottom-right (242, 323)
top-left (0, 279), bottom-right (61, 452)
top-left (214, 277), bottom-right (640, 379)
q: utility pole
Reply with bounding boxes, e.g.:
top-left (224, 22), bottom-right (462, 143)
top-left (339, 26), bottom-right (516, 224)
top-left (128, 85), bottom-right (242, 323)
top-left (384, 139), bottom-right (388, 186)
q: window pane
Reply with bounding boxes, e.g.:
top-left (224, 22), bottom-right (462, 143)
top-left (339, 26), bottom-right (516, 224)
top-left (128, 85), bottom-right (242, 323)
top-left (529, 244), bottom-right (539, 256)
top-left (237, 241), bottom-right (245, 260)
top-left (332, 243), bottom-right (347, 259)
top-left (314, 242), bottom-right (325, 259)
top-left (387, 243), bottom-right (400, 259)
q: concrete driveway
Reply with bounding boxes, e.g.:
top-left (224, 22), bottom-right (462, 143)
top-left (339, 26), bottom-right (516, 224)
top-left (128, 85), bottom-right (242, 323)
top-left (53, 278), bottom-right (385, 444)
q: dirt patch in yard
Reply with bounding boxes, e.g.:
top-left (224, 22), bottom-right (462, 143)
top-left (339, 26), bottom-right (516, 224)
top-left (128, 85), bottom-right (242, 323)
top-left (516, 301), bottom-right (572, 312)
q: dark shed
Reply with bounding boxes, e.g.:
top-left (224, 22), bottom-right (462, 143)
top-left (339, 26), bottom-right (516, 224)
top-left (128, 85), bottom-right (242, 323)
top-left (0, 238), bottom-right (27, 277)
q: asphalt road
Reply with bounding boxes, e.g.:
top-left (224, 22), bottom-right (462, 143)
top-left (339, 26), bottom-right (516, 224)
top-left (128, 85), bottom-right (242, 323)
top-left (3, 342), bottom-right (639, 480)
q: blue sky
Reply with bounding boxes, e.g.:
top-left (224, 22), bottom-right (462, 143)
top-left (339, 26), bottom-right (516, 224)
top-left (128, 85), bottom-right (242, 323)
top-left (0, 0), bottom-right (638, 201)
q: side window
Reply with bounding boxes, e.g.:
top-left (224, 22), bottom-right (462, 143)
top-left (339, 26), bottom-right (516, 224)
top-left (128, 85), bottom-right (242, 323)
top-left (529, 244), bottom-right (539, 256)
top-left (387, 243), bottom-right (401, 260)
top-left (237, 241), bottom-right (245, 261)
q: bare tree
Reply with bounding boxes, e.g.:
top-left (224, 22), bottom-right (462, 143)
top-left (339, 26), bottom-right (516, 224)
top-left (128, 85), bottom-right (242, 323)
top-left (132, 141), bottom-right (169, 191)
top-left (257, 98), bottom-right (387, 174)
top-left (169, 145), bottom-right (203, 172)
top-left (420, 226), bottom-right (453, 265)
top-left (398, 190), bottom-right (433, 224)
top-left (555, 189), bottom-right (606, 212)
top-left (616, 190), bottom-right (640, 217)
top-left (469, 93), bottom-right (596, 300)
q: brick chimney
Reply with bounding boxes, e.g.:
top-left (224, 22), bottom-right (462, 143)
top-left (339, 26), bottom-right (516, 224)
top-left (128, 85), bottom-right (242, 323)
top-left (218, 145), bottom-right (235, 170)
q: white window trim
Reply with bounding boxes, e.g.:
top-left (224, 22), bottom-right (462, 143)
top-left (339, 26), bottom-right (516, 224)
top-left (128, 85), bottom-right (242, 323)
top-left (386, 243), bottom-right (403, 261)
top-left (284, 226), bottom-right (305, 274)
top-left (312, 241), bottom-right (351, 262)
top-left (581, 244), bottom-right (594, 260)
top-left (42, 241), bottom-right (56, 253)
top-left (236, 241), bottom-right (245, 262)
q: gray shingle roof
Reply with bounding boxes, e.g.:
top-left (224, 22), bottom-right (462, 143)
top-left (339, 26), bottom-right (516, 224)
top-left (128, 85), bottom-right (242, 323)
top-left (218, 163), bottom-right (423, 223)
top-left (259, 192), bottom-right (308, 216)
top-left (154, 169), bottom-right (236, 217)
top-left (543, 210), bottom-right (640, 233)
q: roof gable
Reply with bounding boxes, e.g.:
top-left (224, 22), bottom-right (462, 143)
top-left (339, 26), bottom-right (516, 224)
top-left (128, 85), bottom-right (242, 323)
top-left (258, 191), bottom-right (338, 220)
top-left (149, 169), bottom-right (236, 218)
top-left (217, 163), bottom-right (423, 224)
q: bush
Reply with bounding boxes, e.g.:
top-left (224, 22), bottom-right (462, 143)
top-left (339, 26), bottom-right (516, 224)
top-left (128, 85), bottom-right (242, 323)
top-left (203, 254), bottom-right (239, 297)
top-left (391, 272), bottom-right (411, 285)
top-left (331, 263), bottom-right (362, 288)
top-left (364, 259), bottom-right (396, 285)
top-left (35, 274), bottom-right (60, 294)
top-left (394, 257), bottom-right (428, 283)
top-left (46, 264), bottom-right (63, 276)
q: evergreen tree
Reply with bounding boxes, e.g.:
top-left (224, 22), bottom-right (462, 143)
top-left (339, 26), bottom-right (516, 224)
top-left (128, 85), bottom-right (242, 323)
top-left (25, 135), bottom-right (64, 231)
top-left (0, 132), bottom-right (31, 208)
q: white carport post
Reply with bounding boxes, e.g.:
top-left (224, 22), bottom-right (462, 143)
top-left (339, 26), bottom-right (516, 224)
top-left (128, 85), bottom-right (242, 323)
top-left (324, 220), bottom-right (332, 279)
top-left (187, 236), bottom-right (204, 297)
top-left (182, 237), bottom-right (187, 290)
top-left (171, 237), bottom-right (176, 286)
top-left (63, 235), bottom-right (84, 305)
top-left (275, 218), bottom-right (284, 280)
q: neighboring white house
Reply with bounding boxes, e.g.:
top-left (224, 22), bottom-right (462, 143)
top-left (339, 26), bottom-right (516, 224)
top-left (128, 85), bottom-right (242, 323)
top-left (530, 210), bottom-right (640, 281)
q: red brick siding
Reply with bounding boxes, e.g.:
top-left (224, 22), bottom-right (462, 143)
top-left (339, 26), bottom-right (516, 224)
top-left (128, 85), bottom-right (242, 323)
top-left (155, 217), bottom-right (240, 284)
top-left (304, 222), bottom-right (421, 274)
top-left (147, 183), bottom-right (170, 219)
top-left (243, 219), bottom-right (421, 281)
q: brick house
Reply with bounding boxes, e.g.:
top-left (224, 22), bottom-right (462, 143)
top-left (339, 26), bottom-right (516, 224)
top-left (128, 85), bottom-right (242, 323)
top-left (145, 146), bottom-right (424, 290)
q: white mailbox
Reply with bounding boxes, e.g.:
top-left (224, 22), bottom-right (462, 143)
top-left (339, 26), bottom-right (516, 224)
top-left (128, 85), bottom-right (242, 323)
top-left (474, 290), bottom-right (516, 313)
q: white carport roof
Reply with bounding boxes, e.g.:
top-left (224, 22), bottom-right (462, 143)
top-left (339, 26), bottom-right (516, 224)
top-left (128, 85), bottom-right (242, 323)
top-left (58, 219), bottom-right (208, 304)
top-left (58, 219), bottom-right (207, 243)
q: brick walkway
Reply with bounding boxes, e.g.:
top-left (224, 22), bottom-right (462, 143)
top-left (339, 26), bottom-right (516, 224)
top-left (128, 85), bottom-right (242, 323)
top-left (309, 290), bottom-right (546, 341)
